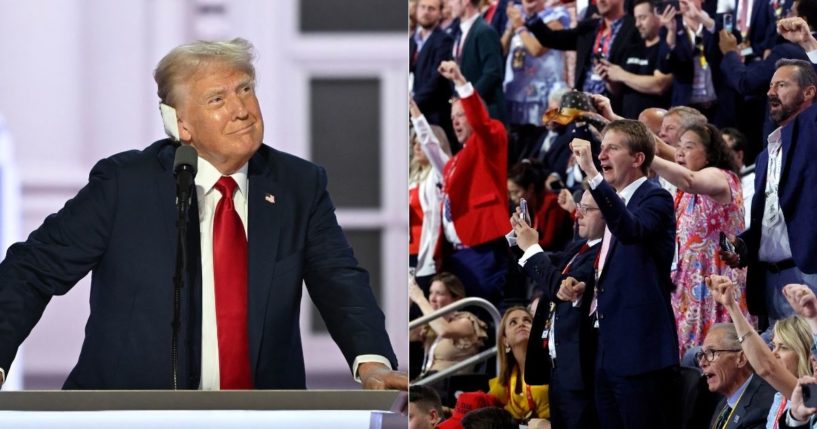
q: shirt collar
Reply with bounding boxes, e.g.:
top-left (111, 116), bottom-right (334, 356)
top-left (587, 238), bottom-right (602, 247)
top-left (459, 13), bottom-right (479, 34)
top-left (767, 126), bottom-right (783, 153)
top-left (727, 374), bottom-right (753, 408)
top-left (196, 156), bottom-right (249, 197)
top-left (618, 176), bottom-right (648, 204)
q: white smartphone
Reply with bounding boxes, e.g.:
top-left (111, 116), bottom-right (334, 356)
top-left (519, 198), bottom-right (531, 225)
top-left (723, 13), bottom-right (734, 33)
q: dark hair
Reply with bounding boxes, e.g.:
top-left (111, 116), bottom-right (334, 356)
top-left (602, 120), bottom-right (655, 174)
top-left (680, 123), bottom-right (739, 174)
top-left (430, 272), bottom-right (466, 300)
top-left (409, 384), bottom-right (442, 414)
top-left (721, 127), bottom-right (747, 153)
top-left (634, 0), bottom-right (655, 11)
top-left (797, 0), bottom-right (817, 31)
top-left (461, 407), bottom-right (516, 429)
top-left (775, 58), bottom-right (817, 89)
top-left (507, 160), bottom-right (546, 196)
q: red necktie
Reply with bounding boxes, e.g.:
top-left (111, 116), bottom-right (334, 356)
top-left (213, 176), bottom-right (252, 389)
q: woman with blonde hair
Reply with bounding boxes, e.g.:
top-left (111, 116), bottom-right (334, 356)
top-left (707, 275), bottom-right (814, 428)
top-left (488, 306), bottom-right (550, 425)
top-left (409, 99), bottom-right (452, 288)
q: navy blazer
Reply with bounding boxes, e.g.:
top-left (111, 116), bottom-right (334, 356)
top-left (526, 14), bottom-right (641, 113)
top-left (0, 139), bottom-right (397, 389)
top-left (590, 178), bottom-right (678, 376)
top-left (411, 27), bottom-right (455, 128)
top-left (740, 102), bottom-right (817, 317)
top-left (523, 240), bottom-right (599, 390)
top-left (708, 375), bottom-right (776, 429)
top-left (458, 16), bottom-right (507, 123)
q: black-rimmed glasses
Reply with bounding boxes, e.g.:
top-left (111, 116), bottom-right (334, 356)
top-left (577, 203), bottom-right (600, 215)
top-left (695, 348), bottom-right (741, 363)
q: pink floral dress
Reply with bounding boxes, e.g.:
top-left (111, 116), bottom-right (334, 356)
top-left (671, 169), bottom-right (750, 357)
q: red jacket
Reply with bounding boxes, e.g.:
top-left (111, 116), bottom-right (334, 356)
top-left (443, 91), bottom-right (508, 247)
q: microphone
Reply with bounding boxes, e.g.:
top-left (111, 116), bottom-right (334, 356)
top-left (171, 144), bottom-right (197, 390)
top-left (174, 145), bottom-right (198, 208)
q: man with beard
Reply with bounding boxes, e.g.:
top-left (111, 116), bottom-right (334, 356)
top-left (723, 59), bottom-right (817, 332)
top-left (411, 0), bottom-right (457, 151)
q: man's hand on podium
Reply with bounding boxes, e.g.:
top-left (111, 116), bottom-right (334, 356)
top-left (358, 362), bottom-right (408, 391)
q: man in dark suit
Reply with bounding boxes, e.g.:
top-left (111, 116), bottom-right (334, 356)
top-left (524, 0), bottom-right (641, 113)
top-left (699, 324), bottom-right (776, 428)
top-left (447, 0), bottom-right (507, 124)
top-left (512, 189), bottom-right (604, 429)
top-left (0, 39), bottom-right (405, 390)
top-left (436, 60), bottom-right (508, 306)
top-left (411, 0), bottom-right (457, 151)
top-left (723, 59), bottom-right (817, 330)
top-left (571, 120), bottom-right (678, 428)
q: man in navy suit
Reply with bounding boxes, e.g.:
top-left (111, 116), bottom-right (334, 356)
top-left (723, 59), bottom-right (817, 330)
top-left (0, 39), bottom-right (406, 391)
top-left (512, 189), bottom-right (604, 429)
top-left (447, 0), bottom-right (507, 123)
top-left (411, 0), bottom-right (456, 150)
top-left (571, 120), bottom-right (678, 428)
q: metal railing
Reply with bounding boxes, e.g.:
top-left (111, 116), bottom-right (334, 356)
top-left (410, 297), bottom-right (502, 386)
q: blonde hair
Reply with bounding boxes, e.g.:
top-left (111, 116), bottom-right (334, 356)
top-left (154, 38), bottom-right (256, 107)
top-left (774, 316), bottom-right (814, 378)
top-left (409, 124), bottom-right (451, 185)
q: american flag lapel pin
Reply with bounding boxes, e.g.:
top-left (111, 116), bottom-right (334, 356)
top-left (265, 193), bottom-right (276, 204)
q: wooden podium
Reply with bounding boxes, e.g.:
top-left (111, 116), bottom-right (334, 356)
top-left (0, 390), bottom-right (406, 428)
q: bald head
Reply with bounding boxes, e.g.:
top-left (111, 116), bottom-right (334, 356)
top-left (638, 108), bottom-right (667, 135)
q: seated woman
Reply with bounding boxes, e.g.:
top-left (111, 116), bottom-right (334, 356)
top-left (488, 306), bottom-right (550, 425)
top-left (707, 275), bottom-right (814, 427)
top-left (650, 123), bottom-right (749, 358)
top-left (409, 272), bottom-right (488, 379)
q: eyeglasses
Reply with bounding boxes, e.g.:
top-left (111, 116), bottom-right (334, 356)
top-left (577, 203), bottom-right (600, 215)
top-left (695, 348), bottom-right (742, 363)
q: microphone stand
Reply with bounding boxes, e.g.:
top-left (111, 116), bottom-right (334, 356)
top-left (172, 179), bottom-right (192, 390)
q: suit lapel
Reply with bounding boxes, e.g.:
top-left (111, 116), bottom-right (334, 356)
top-left (779, 118), bottom-right (796, 189)
top-left (156, 140), bottom-right (180, 249)
top-left (246, 151), bottom-right (283, 374)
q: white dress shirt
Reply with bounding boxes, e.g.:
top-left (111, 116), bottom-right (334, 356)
top-left (758, 127), bottom-right (793, 262)
top-left (196, 157), bottom-right (390, 389)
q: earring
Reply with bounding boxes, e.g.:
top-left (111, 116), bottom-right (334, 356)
top-left (505, 344), bottom-right (511, 354)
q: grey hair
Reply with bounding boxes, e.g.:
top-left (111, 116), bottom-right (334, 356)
top-left (665, 105), bottom-right (707, 130)
top-left (708, 323), bottom-right (740, 349)
top-left (154, 38), bottom-right (256, 107)
top-left (775, 58), bottom-right (817, 89)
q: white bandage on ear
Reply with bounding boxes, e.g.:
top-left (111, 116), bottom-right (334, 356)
top-left (160, 103), bottom-right (180, 141)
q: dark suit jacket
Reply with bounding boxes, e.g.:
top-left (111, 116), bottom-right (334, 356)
top-left (0, 139), bottom-right (397, 389)
top-left (658, 19), bottom-right (740, 124)
top-left (719, 40), bottom-right (807, 97)
top-left (458, 16), bottom-right (507, 124)
top-left (708, 375), bottom-right (776, 429)
top-left (590, 178), bottom-right (678, 376)
top-left (526, 14), bottom-right (640, 113)
top-left (411, 27), bottom-right (455, 128)
top-left (523, 240), bottom-right (599, 390)
top-left (740, 102), bottom-right (817, 317)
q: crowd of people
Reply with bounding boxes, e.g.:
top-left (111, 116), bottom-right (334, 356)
top-left (409, 0), bottom-right (817, 427)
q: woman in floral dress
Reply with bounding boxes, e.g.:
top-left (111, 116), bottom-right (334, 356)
top-left (651, 123), bottom-right (750, 357)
